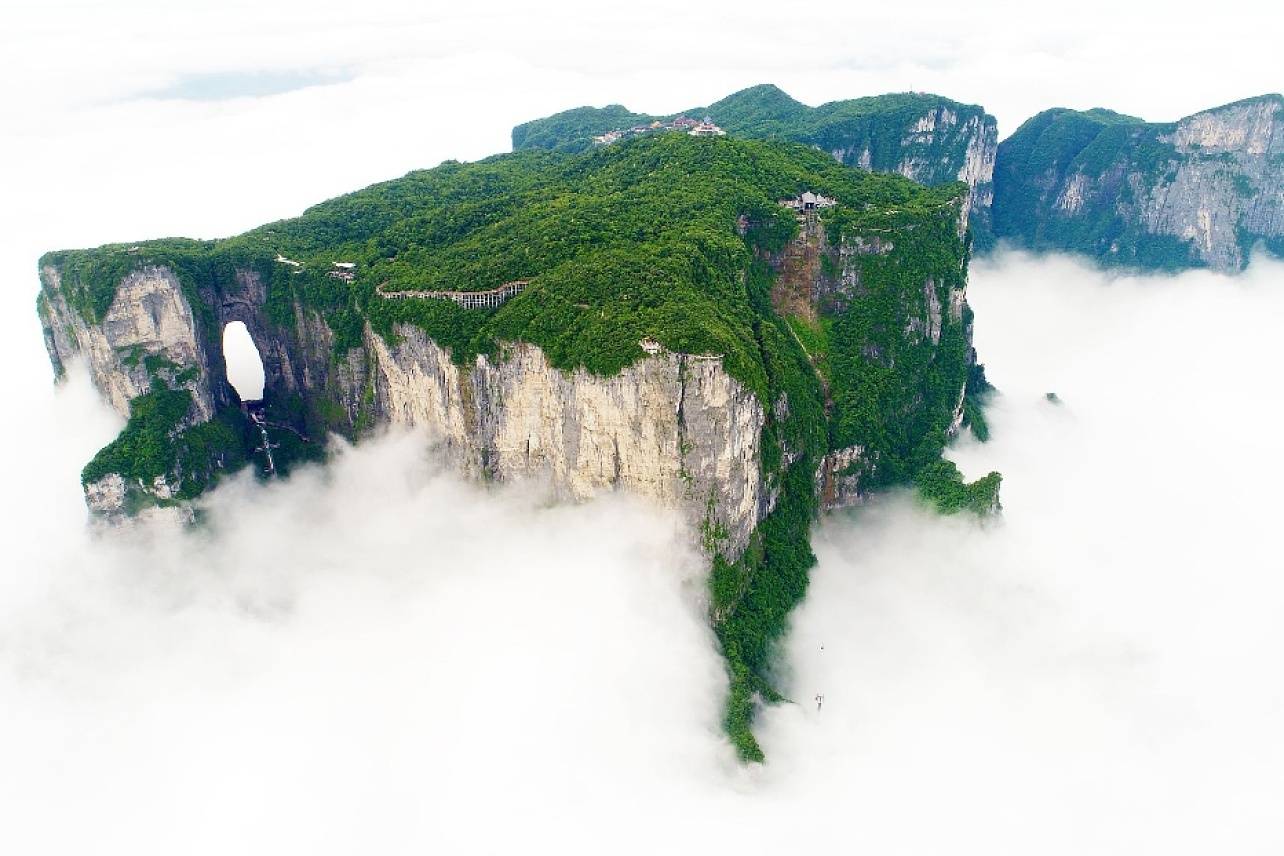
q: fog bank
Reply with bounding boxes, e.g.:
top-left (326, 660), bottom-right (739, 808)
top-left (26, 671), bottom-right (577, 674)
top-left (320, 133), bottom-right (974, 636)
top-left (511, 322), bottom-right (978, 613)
top-left (4, 251), bottom-right (1284, 854)
top-left (0, 408), bottom-right (732, 853)
top-left (759, 250), bottom-right (1284, 852)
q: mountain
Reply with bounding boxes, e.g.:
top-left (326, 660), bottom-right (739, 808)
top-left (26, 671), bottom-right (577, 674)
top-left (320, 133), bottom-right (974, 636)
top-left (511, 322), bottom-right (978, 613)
top-left (992, 95), bottom-right (1284, 271)
top-left (38, 133), bottom-right (997, 761)
top-left (512, 84), bottom-right (999, 246)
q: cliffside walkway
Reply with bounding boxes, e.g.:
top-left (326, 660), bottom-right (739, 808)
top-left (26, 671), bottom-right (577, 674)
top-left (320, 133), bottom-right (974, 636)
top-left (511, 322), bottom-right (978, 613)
top-left (377, 280), bottom-right (529, 309)
top-left (242, 400), bottom-right (312, 477)
top-left (246, 403), bottom-right (279, 475)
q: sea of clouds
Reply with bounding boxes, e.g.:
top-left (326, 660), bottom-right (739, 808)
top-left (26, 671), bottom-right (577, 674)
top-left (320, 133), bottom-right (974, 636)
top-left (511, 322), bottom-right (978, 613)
top-left (4, 4), bottom-right (1284, 850)
top-left (5, 250), bottom-right (1284, 854)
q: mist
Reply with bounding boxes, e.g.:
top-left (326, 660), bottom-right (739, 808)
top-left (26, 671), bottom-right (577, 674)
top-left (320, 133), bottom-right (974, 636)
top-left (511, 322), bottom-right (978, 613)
top-left (5, 250), bottom-right (1284, 854)
top-left (0, 405), bottom-right (731, 853)
top-left (756, 250), bottom-right (1284, 852)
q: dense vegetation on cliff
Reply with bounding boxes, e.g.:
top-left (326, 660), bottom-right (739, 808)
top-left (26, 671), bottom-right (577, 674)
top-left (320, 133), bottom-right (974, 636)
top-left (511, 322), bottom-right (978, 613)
top-left (991, 108), bottom-right (1189, 268)
top-left (44, 135), bottom-right (961, 399)
top-left (512, 84), bottom-right (989, 180)
top-left (42, 132), bottom-right (995, 760)
top-left (512, 84), bottom-right (997, 247)
top-left (76, 374), bottom-right (316, 499)
top-left (80, 383), bottom-right (251, 499)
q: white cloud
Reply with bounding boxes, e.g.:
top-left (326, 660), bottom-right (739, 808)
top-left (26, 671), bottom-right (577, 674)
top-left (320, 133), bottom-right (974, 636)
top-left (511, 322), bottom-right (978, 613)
top-left (5, 0), bottom-right (1279, 150)
top-left (0, 412), bottom-right (731, 855)
top-left (8, 254), bottom-right (1284, 854)
top-left (754, 251), bottom-right (1284, 853)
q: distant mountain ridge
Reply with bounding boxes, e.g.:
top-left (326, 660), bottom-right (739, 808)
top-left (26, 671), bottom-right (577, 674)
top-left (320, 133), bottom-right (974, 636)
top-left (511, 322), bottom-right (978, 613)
top-left (513, 84), bottom-right (999, 246)
top-left (992, 94), bottom-right (1284, 271)
top-left (517, 86), bottom-right (1284, 272)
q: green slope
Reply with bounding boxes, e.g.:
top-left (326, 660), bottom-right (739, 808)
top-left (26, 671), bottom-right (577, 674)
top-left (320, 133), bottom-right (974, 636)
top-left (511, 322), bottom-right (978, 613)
top-left (511, 84), bottom-right (997, 247)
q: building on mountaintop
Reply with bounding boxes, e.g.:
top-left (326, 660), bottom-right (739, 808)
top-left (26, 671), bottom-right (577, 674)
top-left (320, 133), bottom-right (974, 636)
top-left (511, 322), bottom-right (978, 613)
top-left (328, 261), bottom-right (357, 282)
top-left (779, 192), bottom-right (837, 212)
top-left (689, 117), bottom-right (726, 137)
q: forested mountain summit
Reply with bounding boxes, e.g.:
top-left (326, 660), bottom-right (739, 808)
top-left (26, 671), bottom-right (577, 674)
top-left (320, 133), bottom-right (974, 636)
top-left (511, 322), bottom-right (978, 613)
top-left (514, 84), bottom-right (999, 244)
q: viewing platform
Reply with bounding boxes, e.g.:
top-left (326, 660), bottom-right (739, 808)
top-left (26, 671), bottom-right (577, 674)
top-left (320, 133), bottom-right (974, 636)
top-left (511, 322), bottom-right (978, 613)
top-left (779, 191), bottom-right (837, 213)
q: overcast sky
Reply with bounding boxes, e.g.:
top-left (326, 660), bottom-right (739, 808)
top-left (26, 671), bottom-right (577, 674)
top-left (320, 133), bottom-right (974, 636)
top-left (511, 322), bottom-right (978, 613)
top-left (2, 0), bottom-right (1281, 259)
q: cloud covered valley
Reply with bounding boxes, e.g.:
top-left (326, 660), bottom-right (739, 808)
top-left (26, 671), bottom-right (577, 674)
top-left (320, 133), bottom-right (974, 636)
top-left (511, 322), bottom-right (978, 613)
top-left (4, 250), bottom-right (1284, 854)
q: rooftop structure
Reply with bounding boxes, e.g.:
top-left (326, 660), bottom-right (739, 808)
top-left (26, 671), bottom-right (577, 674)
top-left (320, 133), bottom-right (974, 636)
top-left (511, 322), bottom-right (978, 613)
top-left (779, 191), bottom-right (837, 212)
top-left (328, 260), bottom-right (357, 282)
top-left (688, 117), bottom-right (726, 137)
top-left (592, 115), bottom-right (726, 145)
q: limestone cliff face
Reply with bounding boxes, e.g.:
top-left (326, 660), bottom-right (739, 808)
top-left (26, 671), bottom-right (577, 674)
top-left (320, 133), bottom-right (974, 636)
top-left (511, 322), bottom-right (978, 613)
top-left (765, 206), bottom-right (975, 511)
top-left (992, 95), bottom-right (1284, 271)
top-left (39, 264), bottom-right (357, 429)
top-left (40, 234), bottom-right (967, 543)
top-left (1139, 99), bottom-right (1284, 269)
top-left (39, 265), bottom-right (216, 422)
top-left (39, 262), bottom-right (768, 556)
top-left (368, 330), bottom-right (765, 556)
top-left (40, 262), bottom-right (353, 518)
top-left (821, 104), bottom-right (997, 241)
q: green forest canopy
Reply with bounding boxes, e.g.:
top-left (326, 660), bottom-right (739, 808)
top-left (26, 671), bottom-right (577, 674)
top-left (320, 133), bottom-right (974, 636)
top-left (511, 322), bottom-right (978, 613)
top-left (45, 134), bottom-right (964, 402)
top-left (511, 83), bottom-right (991, 156)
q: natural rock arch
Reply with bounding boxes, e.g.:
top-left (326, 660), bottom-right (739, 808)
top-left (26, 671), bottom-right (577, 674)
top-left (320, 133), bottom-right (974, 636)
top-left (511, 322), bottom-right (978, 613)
top-left (221, 321), bottom-right (264, 402)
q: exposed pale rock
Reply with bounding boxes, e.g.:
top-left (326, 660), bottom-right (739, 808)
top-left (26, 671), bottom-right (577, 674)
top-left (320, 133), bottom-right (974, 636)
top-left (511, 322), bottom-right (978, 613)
top-left (84, 473), bottom-right (127, 516)
top-left (43, 258), bottom-right (769, 552)
top-left (994, 95), bottom-right (1284, 272)
top-left (825, 106), bottom-right (997, 241)
top-left (369, 328), bottom-right (766, 558)
top-left (39, 265), bottom-right (214, 421)
top-left (816, 444), bottom-right (865, 510)
top-left (1139, 99), bottom-right (1284, 269)
top-left (83, 472), bottom-right (192, 527)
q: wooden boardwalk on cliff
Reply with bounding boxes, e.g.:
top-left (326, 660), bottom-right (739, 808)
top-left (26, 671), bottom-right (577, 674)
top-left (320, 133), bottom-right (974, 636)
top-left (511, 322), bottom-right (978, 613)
top-left (377, 280), bottom-right (529, 309)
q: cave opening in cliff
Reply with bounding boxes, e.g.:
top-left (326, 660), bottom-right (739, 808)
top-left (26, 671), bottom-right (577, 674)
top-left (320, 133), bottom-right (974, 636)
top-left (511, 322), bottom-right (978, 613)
top-left (222, 321), bottom-right (265, 402)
